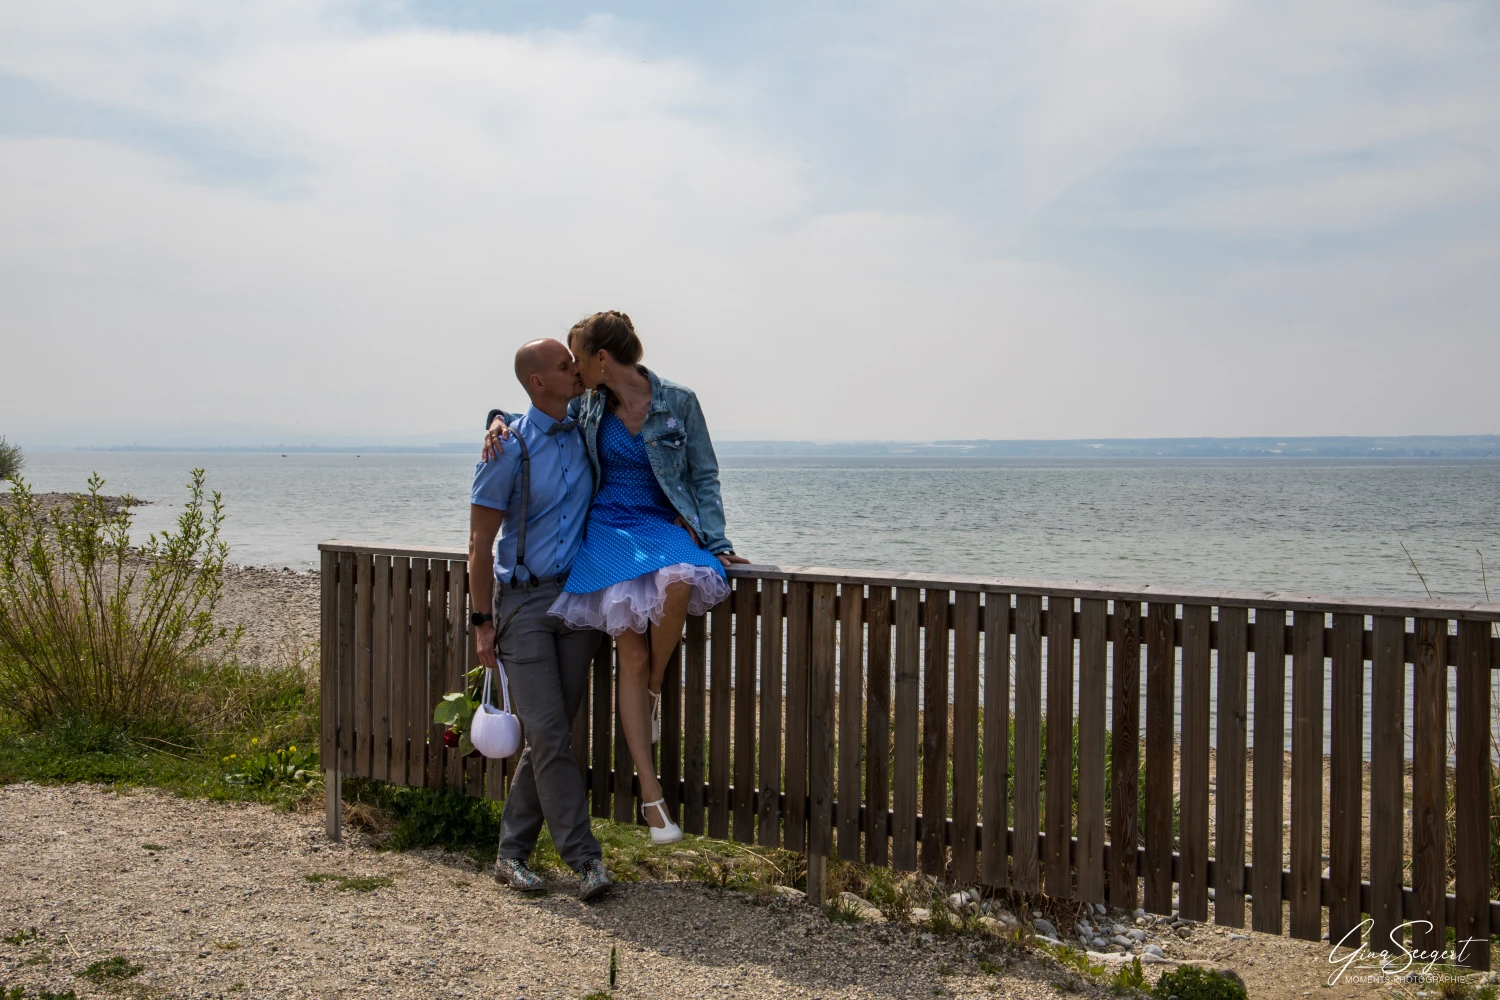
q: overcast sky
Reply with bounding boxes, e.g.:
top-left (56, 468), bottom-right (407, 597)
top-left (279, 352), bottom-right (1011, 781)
top-left (2, 1), bottom-right (1497, 446)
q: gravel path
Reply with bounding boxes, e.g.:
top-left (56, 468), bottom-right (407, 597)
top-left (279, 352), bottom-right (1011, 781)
top-left (0, 784), bottom-right (1109, 1000)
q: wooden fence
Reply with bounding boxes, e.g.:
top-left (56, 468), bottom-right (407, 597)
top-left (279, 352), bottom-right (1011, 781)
top-left (318, 540), bottom-right (1500, 966)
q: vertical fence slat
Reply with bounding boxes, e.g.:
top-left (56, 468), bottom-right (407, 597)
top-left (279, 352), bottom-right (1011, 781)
top-left (809, 582), bottom-right (837, 860)
top-left (371, 555), bottom-right (391, 783)
top-left (389, 558), bottom-right (410, 787)
top-left (1251, 608), bottom-right (1286, 934)
top-left (1328, 612), bottom-right (1363, 945)
top-left (1178, 603), bottom-right (1211, 921)
top-left (1144, 601), bottom-right (1175, 915)
top-left (659, 638), bottom-right (682, 813)
top-left (1076, 598), bottom-right (1107, 904)
top-left (1411, 617), bottom-right (1449, 957)
top-left (758, 581), bottom-right (785, 849)
top-left (865, 586), bottom-right (892, 866)
top-left (893, 587), bottom-right (921, 872)
top-left (923, 588), bottom-right (951, 875)
top-left (614, 641), bottom-right (635, 823)
top-left (446, 562), bottom-right (466, 792)
top-left (784, 584), bottom-right (810, 853)
top-left (1369, 615), bottom-right (1405, 951)
top-left (1045, 595), bottom-right (1075, 899)
top-left (464, 570), bottom-right (484, 798)
top-left (1289, 610), bottom-right (1325, 941)
top-left (407, 560), bottom-right (429, 789)
top-left (1110, 600), bottom-right (1140, 910)
top-left (982, 592), bottom-right (1012, 888)
top-left (734, 579), bottom-right (758, 843)
top-left (839, 583), bottom-right (865, 861)
top-left (354, 552), bottom-right (374, 778)
top-left (336, 551), bottom-right (354, 777)
top-left (320, 550), bottom-right (337, 774)
top-left (591, 638), bottom-right (614, 817)
top-left (426, 560), bottom-right (449, 789)
top-left (1456, 620), bottom-right (1492, 970)
top-left (709, 598), bottom-right (732, 838)
top-left (1013, 594), bottom-right (1042, 893)
top-left (952, 590), bottom-right (981, 884)
top-left (683, 615), bottom-right (707, 833)
top-left (1214, 605), bottom-right (1248, 928)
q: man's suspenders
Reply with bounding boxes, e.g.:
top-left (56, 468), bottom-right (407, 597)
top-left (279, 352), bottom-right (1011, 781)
top-left (510, 430), bottom-right (536, 588)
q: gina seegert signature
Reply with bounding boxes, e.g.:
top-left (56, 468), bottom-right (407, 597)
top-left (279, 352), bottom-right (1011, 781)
top-left (1327, 919), bottom-right (1488, 985)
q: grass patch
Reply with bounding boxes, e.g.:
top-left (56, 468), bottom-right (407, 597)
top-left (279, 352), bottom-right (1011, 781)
top-left (140, 843), bottom-right (165, 852)
top-left (1110, 956), bottom-right (1148, 995)
top-left (1, 927), bottom-right (36, 945)
top-left (304, 873), bottom-right (393, 892)
top-left (78, 955), bottom-right (142, 983)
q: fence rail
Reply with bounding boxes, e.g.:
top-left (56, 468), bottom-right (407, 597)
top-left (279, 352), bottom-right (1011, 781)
top-left (318, 539), bottom-right (1500, 965)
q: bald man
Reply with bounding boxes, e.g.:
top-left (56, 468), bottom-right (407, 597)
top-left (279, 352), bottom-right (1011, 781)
top-left (469, 339), bottom-right (612, 900)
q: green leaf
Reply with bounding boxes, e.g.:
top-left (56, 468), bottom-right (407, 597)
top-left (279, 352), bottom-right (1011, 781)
top-left (458, 733), bottom-right (474, 757)
top-left (433, 702), bottom-right (463, 726)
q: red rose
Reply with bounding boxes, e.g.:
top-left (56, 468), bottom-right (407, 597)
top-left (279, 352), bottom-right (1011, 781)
top-left (443, 729), bottom-right (460, 748)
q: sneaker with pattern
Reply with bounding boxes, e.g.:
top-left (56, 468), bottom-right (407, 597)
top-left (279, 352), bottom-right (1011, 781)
top-left (494, 857), bottom-right (546, 892)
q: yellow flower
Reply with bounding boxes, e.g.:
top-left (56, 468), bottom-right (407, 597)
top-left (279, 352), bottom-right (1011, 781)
top-left (288, 746), bottom-right (297, 753)
top-left (250, 737), bottom-right (259, 745)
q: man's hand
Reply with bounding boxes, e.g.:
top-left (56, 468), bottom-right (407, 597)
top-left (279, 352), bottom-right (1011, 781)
top-left (481, 416), bottom-right (513, 463)
top-left (717, 552), bottom-right (750, 569)
top-left (476, 622), bottom-right (498, 669)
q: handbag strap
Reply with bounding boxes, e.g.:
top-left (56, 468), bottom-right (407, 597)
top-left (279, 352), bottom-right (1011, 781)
top-left (480, 666), bottom-right (493, 708)
top-left (481, 663), bottom-right (514, 715)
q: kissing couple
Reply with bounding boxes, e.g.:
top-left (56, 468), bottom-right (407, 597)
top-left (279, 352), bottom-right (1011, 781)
top-left (467, 310), bottom-right (748, 900)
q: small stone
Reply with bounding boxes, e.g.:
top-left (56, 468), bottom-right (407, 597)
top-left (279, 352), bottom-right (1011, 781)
top-left (837, 891), bottom-right (885, 924)
top-left (1143, 944), bottom-right (1166, 958)
top-left (1112, 935), bottom-right (1135, 948)
top-left (1091, 937), bottom-right (1108, 950)
top-left (910, 907), bottom-right (932, 924)
top-left (775, 886), bottom-right (806, 902)
top-left (1128, 929), bottom-right (1147, 942)
top-left (1134, 908), bottom-right (1146, 919)
top-left (1229, 933), bottom-right (1250, 941)
top-left (947, 892), bottom-right (966, 910)
top-left (1033, 918), bottom-right (1058, 938)
top-left (1094, 903), bottom-right (1107, 917)
top-left (1136, 916), bottom-right (1149, 927)
top-left (1176, 925), bottom-right (1194, 940)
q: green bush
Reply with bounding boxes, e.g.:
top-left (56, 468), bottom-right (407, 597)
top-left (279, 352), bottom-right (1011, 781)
top-left (0, 437), bottom-right (21, 482)
top-left (1151, 964), bottom-right (1247, 1000)
top-left (0, 471), bottom-right (238, 732)
top-left (1110, 956), bottom-right (1148, 994)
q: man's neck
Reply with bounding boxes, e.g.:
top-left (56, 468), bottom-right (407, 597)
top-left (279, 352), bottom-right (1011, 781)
top-left (530, 396), bottom-right (569, 422)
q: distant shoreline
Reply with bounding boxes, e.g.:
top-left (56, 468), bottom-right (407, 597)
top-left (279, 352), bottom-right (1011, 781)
top-left (19, 433), bottom-right (1500, 459)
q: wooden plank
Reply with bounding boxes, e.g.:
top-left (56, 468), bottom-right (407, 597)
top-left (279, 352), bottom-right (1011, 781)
top-left (784, 583), bottom-right (810, 853)
top-left (446, 561), bottom-right (466, 792)
top-left (709, 598), bottom-right (732, 838)
top-left (684, 615), bottom-right (707, 833)
top-left (1411, 617), bottom-right (1448, 957)
top-left (592, 638), bottom-right (614, 818)
top-left (951, 590), bottom-right (980, 884)
top-left (1289, 610), bottom-right (1325, 941)
top-left (1250, 607), bottom-right (1286, 934)
top-left (354, 552), bottom-right (374, 778)
top-left (1110, 600), bottom-right (1140, 910)
top-left (893, 587), bottom-right (921, 871)
top-left (371, 555), bottom-right (391, 783)
top-left (464, 569), bottom-right (483, 798)
top-left (1144, 601), bottom-right (1175, 915)
top-left (426, 560), bottom-right (449, 790)
top-left (407, 560), bottom-right (429, 789)
top-left (1178, 603), bottom-right (1211, 921)
top-left (1076, 598), bottom-right (1107, 904)
top-left (1368, 615), bottom-right (1405, 951)
top-left (809, 582), bottom-right (838, 859)
top-left (614, 642), bottom-right (635, 823)
top-left (1455, 620), bottom-right (1492, 970)
top-left (758, 580), bottom-right (786, 849)
top-left (982, 593), bottom-right (1012, 888)
top-left (922, 588), bottom-right (951, 875)
top-left (865, 586), bottom-right (892, 866)
top-left (1213, 605), bottom-right (1248, 928)
top-left (734, 578), bottom-right (758, 843)
top-left (1013, 594), bottom-right (1042, 893)
top-left (836, 583), bottom-right (863, 860)
top-left (660, 636), bottom-right (682, 817)
top-left (1045, 595), bottom-right (1075, 899)
top-left (337, 551), bottom-right (355, 777)
top-left (1327, 612), bottom-right (1364, 945)
top-left (389, 558), bottom-right (410, 787)
top-left (319, 550), bottom-right (337, 775)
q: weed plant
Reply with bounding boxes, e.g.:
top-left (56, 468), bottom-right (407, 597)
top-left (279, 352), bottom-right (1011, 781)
top-left (0, 437), bottom-right (21, 482)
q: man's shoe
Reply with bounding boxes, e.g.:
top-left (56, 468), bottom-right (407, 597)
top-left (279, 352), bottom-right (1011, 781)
top-left (577, 859), bottom-right (613, 902)
top-left (494, 857), bottom-right (546, 892)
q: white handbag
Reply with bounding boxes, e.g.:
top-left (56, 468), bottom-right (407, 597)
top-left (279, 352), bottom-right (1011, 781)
top-left (470, 663), bottom-right (522, 759)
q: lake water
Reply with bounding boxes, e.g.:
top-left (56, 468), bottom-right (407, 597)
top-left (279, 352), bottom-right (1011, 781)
top-left (12, 451), bottom-right (1500, 601)
top-left (10, 451), bottom-right (1500, 756)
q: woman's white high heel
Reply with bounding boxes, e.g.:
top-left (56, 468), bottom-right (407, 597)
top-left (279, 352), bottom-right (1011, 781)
top-left (650, 689), bottom-right (661, 743)
top-left (641, 797), bottom-right (682, 845)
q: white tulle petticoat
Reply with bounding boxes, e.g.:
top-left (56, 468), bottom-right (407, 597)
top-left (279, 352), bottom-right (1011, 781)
top-left (548, 564), bottom-right (729, 636)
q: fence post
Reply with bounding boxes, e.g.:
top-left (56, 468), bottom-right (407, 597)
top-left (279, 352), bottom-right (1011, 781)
top-left (324, 769), bottom-right (341, 842)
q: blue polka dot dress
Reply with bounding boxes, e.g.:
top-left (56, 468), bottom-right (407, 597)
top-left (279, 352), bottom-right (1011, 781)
top-left (549, 412), bottom-right (728, 635)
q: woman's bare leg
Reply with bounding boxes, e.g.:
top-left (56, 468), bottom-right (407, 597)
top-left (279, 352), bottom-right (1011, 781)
top-left (615, 628), bottom-right (666, 826)
top-left (647, 581), bottom-right (692, 695)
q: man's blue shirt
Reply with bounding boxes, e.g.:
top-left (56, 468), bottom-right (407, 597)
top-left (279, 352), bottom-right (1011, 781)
top-left (471, 405), bottom-right (591, 585)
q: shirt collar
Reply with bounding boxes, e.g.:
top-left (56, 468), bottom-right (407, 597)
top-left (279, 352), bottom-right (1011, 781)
top-left (525, 405), bottom-right (559, 432)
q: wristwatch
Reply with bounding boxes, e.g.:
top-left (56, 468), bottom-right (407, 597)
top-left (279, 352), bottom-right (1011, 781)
top-left (470, 612), bottom-right (493, 627)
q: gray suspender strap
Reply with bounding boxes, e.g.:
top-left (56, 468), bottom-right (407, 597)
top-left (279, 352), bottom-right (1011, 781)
top-left (511, 430), bottom-right (535, 587)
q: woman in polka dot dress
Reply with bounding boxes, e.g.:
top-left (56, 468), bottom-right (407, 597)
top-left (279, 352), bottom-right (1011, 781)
top-left (493, 311), bottom-right (748, 844)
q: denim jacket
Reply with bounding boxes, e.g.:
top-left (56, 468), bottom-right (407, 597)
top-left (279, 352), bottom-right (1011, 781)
top-left (490, 367), bottom-right (733, 555)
